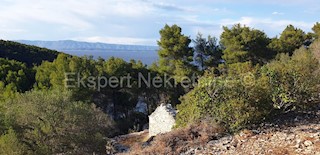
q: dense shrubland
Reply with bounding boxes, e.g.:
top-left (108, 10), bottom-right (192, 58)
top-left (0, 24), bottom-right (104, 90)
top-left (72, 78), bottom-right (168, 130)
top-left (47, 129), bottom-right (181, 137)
top-left (175, 23), bottom-right (320, 132)
top-left (176, 62), bottom-right (273, 131)
top-left (0, 22), bottom-right (320, 154)
top-left (0, 90), bottom-right (114, 154)
top-left (176, 41), bottom-right (320, 131)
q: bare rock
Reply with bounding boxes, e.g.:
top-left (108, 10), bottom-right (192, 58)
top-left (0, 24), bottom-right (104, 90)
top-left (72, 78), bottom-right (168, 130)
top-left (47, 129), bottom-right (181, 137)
top-left (286, 133), bottom-right (296, 141)
top-left (295, 139), bottom-right (302, 148)
top-left (304, 140), bottom-right (313, 147)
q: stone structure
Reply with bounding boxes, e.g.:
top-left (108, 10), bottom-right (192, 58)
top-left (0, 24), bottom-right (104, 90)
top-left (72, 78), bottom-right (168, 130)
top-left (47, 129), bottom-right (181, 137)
top-left (149, 104), bottom-right (177, 137)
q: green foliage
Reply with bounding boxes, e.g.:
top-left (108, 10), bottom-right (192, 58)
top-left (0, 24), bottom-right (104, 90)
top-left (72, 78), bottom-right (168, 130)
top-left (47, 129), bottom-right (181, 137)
top-left (35, 54), bottom-right (99, 97)
top-left (193, 33), bottom-right (222, 71)
top-left (104, 57), bottom-right (130, 76)
top-left (0, 58), bottom-right (33, 91)
top-left (263, 47), bottom-right (320, 111)
top-left (176, 63), bottom-right (272, 131)
top-left (2, 90), bottom-right (115, 154)
top-left (310, 39), bottom-right (320, 63)
top-left (220, 24), bottom-right (272, 64)
top-left (0, 102), bottom-right (5, 135)
top-left (0, 40), bottom-right (60, 66)
top-left (0, 58), bottom-right (34, 100)
top-left (312, 22), bottom-right (320, 39)
top-left (222, 47), bottom-right (249, 64)
top-left (1, 22), bottom-right (320, 153)
top-left (157, 24), bottom-right (196, 81)
top-left (269, 25), bottom-right (307, 55)
top-left (36, 54), bottom-right (134, 91)
top-left (177, 47), bottom-right (320, 131)
top-left (0, 129), bottom-right (29, 155)
top-left (35, 54), bottom-right (162, 133)
top-left (36, 54), bottom-right (139, 104)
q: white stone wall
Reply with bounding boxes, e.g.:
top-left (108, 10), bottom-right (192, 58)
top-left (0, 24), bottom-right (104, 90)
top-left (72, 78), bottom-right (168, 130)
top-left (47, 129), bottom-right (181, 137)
top-left (149, 104), bottom-right (176, 137)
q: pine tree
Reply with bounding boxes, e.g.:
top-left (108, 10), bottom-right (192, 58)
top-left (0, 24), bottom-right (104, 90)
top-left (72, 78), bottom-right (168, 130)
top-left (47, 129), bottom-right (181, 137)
top-left (312, 22), bottom-right (320, 39)
top-left (157, 24), bottom-right (195, 81)
top-left (220, 24), bottom-right (272, 64)
top-left (193, 33), bottom-right (222, 71)
top-left (269, 25), bottom-right (307, 55)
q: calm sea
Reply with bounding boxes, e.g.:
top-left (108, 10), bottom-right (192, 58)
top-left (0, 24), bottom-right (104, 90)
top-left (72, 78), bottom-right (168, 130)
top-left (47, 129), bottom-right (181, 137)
top-left (61, 49), bottom-right (159, 65)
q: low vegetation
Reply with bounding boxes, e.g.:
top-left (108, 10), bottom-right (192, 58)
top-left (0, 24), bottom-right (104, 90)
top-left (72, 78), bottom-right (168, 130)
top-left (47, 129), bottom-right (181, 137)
top-left (128, 120), bottom-right (224, 155)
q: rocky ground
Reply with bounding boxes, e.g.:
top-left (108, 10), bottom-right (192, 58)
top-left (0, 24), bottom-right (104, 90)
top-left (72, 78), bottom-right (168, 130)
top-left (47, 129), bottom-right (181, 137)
top-left (185, 110), bottom-right (320, 155)
top-left (110, 109), bottom-right (320, 155)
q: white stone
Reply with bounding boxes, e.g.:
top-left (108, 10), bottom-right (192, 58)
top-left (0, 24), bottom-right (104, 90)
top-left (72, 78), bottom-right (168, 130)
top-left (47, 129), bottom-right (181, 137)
top-left (149, 104), bottom-right (176, 137)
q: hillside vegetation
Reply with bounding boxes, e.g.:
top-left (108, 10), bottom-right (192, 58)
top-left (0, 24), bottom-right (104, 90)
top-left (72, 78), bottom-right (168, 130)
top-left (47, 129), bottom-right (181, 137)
top-left (115, 36), bottom-right (320, 154)
top-left (0, 22), bottom-right (320, 154)
top-left (0, 40), bottom-right (61, 66)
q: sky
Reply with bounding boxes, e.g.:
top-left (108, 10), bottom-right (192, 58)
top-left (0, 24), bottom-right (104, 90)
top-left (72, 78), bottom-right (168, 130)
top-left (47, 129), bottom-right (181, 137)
top-left (0, 0), bottom-right (319, 45)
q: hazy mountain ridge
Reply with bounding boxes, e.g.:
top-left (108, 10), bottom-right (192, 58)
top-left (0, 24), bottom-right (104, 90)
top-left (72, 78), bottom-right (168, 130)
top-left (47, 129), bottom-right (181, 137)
top-left (16, 40), bottom-right (159, 51)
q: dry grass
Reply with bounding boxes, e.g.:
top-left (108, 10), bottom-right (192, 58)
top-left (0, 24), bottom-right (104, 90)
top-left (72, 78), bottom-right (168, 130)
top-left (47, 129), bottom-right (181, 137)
top-left (271, 147), bottom-right (292, 155)
top-left (116, 130), bottom-right (149, 147)
top-left (126, 121), bottom-right (224, 155)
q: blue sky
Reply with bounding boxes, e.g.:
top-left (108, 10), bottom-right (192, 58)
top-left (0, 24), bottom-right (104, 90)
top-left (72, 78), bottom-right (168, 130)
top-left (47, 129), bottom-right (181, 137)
top-left (0, 0), bottom-right (319, 45)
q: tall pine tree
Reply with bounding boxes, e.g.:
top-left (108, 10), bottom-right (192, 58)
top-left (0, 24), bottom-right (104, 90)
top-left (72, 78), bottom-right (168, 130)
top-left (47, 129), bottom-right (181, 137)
top-left (193, 33), bottom-right (222, 71)
top-left (157, 24), bottom-right (195, 81)
top-left (269, 25), bottom-right (307, 55)
top-left (220, 24), bottom-right (272, 64)
top-left (312, 22), bottom-right (320, 40)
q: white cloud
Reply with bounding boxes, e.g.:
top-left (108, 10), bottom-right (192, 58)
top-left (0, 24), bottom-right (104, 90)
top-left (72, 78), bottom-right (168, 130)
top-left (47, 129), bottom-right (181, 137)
top-left (187, 0), bottom-right (317, 5)
top-left (0, 1), bottom-right (92, 31)
top-left (272, 12), bottom-right (284, 15)
top-left (220, 17), bottom-right (314, 36)
top-left (0, 0), bottom-right (319, 45)
top-left (0, 28), bottom-right (25, 33)
top-left (0, 0), bottom-right (162, 41)
top-left (0, 0), bottom-right (159, 28)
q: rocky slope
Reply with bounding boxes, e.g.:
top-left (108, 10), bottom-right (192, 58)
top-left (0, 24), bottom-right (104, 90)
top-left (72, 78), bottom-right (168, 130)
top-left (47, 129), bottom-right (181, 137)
top-left (185, 110), bottom-right (320, 155)
top-left (111, 109), bottom-right (320, 155)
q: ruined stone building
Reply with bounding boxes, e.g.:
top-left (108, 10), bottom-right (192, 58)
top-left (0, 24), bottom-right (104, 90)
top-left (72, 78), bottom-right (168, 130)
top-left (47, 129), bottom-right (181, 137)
top-left (149, 104), bottom-right (177, 137)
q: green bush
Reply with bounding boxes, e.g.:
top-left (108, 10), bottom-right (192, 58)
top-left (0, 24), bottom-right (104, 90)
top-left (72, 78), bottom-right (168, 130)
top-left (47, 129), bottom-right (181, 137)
top-left (177, 47), bottom-right (320, 131)
top-left (310, 39), bottom-right (320, 66)
top-left (176, 63), bottom-right (272, 131)
top-left (0, 102), bottom-right (6, 135)
top-left (0, 129), bottom-right (29, 155)
top-left (263, 47), bottom-right (319, 111)
top-left (2, 90), bottom-right (115, 154)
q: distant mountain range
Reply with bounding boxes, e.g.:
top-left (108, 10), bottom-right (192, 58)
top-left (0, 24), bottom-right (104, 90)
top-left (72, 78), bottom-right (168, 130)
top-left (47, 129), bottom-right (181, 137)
top-left (16, 40), bottom-right (159, 65)
top-left (16, 40), bottom-right (159, 51)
